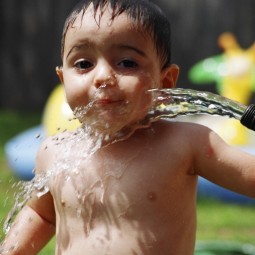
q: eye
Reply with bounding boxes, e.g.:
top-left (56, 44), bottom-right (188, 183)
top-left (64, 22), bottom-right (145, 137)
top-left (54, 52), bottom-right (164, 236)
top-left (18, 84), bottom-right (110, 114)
top-left (118, 59), bottom-right (138, 68)
top-left (74, 60), bottom-right (93, 70)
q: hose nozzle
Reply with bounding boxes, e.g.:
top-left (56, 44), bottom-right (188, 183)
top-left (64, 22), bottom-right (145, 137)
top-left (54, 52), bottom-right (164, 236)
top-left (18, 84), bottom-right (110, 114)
top-left (240, 104), bottom-right (255, 131)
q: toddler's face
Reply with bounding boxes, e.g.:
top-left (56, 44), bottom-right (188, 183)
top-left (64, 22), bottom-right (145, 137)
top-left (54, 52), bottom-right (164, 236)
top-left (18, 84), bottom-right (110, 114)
top-left (60, 4), bottom-right (169, 134)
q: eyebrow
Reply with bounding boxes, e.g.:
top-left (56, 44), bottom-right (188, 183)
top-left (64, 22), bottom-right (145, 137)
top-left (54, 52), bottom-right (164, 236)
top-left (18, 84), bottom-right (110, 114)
top-left (65, 42), bottom-right (147, 61)
top-left (66, 42), bottom-right (93, 61)
top-left (117, 44), bottom-right (147, 57)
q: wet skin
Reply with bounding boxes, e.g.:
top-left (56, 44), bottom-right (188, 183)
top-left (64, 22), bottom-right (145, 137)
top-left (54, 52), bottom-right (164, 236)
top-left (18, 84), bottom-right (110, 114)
top-left (37, 121), bottom-right (198, 255)
top-left (3, 3), bottom-right (255, 255)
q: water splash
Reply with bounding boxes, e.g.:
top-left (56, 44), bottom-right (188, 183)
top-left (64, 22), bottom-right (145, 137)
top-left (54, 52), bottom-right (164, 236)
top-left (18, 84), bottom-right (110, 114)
top-left (94, 88), bottom-right (250, 144)
top-left (148, 88), bottom-right (246, 122)
top-left (3, 171), bottom-right (51, 234)
top-left (1, 87), bottom-right (254, 246)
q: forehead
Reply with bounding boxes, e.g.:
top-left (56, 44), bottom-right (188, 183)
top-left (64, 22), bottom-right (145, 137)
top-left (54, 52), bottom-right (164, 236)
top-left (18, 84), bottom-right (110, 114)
top-left (63, 4), bottom-right (155, 56)
top-left (70, 6), bottom-right (136, 36)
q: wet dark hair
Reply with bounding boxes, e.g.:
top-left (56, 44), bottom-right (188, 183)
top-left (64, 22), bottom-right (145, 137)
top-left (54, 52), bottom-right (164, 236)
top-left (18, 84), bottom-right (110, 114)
top-left (61, 0), bottom-right (172, 69)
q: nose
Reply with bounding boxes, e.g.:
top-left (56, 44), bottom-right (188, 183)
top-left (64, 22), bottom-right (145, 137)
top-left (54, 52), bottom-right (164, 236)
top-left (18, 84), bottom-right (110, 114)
top-left (93, 62), bottom-right (117, 89)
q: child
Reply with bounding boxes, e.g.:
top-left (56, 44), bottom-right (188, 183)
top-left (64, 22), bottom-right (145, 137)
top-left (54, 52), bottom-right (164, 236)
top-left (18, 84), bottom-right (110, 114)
top-left (2, 0), bottom-right (255, 254)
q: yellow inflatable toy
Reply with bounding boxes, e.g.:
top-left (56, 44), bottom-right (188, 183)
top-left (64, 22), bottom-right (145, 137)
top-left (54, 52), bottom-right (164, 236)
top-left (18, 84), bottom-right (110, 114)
top-left (189, 32), bottom-right (255, 145)
top-left (42, 85), bottom-right (80, 135)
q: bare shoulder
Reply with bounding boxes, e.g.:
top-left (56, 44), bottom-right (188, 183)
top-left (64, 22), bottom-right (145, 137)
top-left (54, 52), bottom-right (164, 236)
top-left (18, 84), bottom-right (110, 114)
top-left (153, 120), bottom-right (215, 140)
top-left (35, 131), bottom-right (74, 175)
top-left (151, 120), bottom-right (230, 173)
top-left (151, 120), bottom-right (227, 158)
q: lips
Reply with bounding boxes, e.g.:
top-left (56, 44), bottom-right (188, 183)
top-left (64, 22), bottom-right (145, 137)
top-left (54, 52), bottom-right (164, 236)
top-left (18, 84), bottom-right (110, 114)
top-left (94, 98), bottom-right (123, 106)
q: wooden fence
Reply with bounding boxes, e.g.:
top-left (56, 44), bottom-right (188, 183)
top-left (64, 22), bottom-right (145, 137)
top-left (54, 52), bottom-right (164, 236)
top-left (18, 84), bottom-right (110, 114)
top-left (0, 0), bottom-right (254, 110)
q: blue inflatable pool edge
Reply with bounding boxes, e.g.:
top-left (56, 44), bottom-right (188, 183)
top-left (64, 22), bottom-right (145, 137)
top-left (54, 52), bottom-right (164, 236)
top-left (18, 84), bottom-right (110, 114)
top-left (5, 125), bottom-right (45, 181)
top-left (197, 146), bottom-right (255, 205)
top-left (197, 176), bottom-right (255, 205)
top-left (4, 125), bottom-right (255, 204)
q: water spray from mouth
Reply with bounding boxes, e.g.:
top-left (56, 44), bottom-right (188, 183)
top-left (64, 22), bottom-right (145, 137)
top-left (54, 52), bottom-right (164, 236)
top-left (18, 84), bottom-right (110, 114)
top-left (71, 82), bottom-right (140, 145)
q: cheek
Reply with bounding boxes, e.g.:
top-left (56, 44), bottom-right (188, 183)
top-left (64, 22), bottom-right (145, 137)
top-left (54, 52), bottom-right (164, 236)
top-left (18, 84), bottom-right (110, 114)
top-left (124, 78), bottom-right (153, 116)
top-left (63, 76), bottom-right (92, 110)
top-left (123, 74), bottom-right (153, 93)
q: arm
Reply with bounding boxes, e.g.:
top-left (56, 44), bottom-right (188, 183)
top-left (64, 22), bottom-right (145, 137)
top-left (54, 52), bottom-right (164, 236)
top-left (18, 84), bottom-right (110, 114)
top-left (1, 193), bottom-right (55, 255)
top-left (193, 125), bottom-right (255, 198)
top-left (1, 138), bottom-right (56, 255)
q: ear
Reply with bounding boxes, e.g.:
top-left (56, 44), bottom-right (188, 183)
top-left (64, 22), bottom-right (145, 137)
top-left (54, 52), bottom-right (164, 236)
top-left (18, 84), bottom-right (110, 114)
top-left (161, 64), bottom-right (179, 88)
top-left (56, 66), bottom-right (64, 84)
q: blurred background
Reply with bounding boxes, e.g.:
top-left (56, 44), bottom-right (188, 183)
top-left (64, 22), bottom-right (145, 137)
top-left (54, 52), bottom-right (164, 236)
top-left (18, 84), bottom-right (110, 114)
top-left (1, 0), bottom-right (255, 254)
top-left (1, 0), bottom-right (255, 111)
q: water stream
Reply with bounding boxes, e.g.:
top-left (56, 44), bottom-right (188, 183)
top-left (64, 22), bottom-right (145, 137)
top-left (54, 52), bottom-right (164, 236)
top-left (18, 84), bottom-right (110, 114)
top-left (1, 87), bottom-right (254, 249)
top-left (148, 88), bottom-right (246, 121)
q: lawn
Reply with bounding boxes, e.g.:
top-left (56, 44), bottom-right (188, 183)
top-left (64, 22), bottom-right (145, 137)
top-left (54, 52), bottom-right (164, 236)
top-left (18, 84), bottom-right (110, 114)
top-left (0, 109), bottom-right (255, 254)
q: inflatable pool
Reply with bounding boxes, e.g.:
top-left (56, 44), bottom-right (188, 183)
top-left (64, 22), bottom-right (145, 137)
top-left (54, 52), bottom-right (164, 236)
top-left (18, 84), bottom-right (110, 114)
top-left (197, 176), bottom-right (255, 204)
top-left (5, 124), bottom-right (255, 204)
top-left (5, 85), bottom-right (79, 181)
top-left (5, 125), bottom-right (45, 180)
top-left (197, 146), bottom-right (255, 205)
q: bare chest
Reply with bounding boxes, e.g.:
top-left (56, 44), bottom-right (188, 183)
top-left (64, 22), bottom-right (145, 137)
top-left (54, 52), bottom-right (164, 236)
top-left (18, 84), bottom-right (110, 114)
top-left (50, 138), bottom-right (194, 219)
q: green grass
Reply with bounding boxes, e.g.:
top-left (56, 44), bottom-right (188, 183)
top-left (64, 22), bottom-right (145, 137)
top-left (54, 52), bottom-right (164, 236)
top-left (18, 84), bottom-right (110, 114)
top-left (197, 199), bottom-right (255, 243)
top-left (0, 109), bottom-right (255, 254)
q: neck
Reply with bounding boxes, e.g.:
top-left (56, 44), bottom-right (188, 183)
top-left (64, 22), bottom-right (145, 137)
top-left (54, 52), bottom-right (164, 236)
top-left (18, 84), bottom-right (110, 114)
top-left (80, 116), bottom-right (152, 148)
